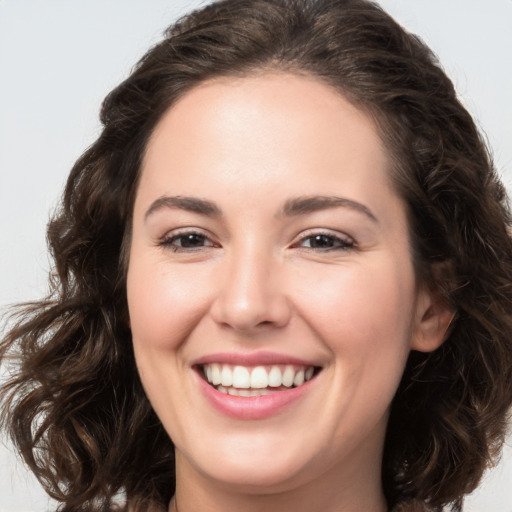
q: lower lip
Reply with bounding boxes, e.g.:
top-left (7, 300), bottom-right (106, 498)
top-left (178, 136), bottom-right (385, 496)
top-left (196, 372), bottom-right (315, 420)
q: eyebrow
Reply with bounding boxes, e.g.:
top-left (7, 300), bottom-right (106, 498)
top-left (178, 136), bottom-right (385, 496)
top-left (144, 194), bottom-right (377, 223)
top-left (278, 195), bottom-right (378, 223)
top-left (144, 195), bottom-right (222, 220)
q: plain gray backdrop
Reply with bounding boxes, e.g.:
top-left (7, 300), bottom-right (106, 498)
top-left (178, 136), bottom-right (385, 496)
top-left (1, 1), bottom-right (511, 511)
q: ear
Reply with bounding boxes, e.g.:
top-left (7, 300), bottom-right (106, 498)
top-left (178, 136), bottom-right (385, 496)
top-left (411, 286), bottom-right (455, 353)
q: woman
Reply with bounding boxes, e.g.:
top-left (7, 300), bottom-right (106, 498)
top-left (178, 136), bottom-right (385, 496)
top-left (1, 0), bottom-right (511, 511)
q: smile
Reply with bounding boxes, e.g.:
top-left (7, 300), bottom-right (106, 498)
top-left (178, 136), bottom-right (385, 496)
top-left (201, 363), bottom-right (316, 397)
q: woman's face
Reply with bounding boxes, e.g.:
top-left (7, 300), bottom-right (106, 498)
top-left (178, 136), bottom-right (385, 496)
top-left (127, 73), bottom-right (444, 495)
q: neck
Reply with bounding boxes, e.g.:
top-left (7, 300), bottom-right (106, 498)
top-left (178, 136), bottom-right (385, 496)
top-left (170, 486), bottom-right (387, 512)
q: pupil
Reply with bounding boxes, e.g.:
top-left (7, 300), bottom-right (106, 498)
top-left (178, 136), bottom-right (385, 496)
top-left (311, 235), bottom-right (333, 248)
top-left (182, 234), bottom-right (204, 247)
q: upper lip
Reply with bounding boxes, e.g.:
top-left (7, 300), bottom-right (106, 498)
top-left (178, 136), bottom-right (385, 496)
top-left (192, 351), bottom-right (321, 367)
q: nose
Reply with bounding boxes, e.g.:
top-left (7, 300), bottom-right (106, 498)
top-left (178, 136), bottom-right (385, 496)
top-left (210, 244), bottom-right (292, 333)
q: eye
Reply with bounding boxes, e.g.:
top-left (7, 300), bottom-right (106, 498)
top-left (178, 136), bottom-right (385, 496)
top-left (160, 230), bottom-right (217, 252)
top-left (294, 232), bottom-right (354, 251)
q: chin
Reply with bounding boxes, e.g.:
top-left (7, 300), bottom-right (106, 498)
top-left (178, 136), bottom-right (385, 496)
top-left (203, 460), bottom-right (308, 493)
top-left (179, 434), bottom-right (316, 493)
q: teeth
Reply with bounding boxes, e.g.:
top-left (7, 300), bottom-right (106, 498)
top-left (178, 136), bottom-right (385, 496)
top-left (205, 365), bottom-right (213, 383)
top-left (202, 363), bottom-right (317, 392)
top-left (268, 366), bottom-right (282, 387)
top-left (293, 368), bottom-right (305, 387)
top-left (282, 365), bottom-right (295, 387)
top-left (211, 363), bottom-right (222, 385)
top-left (221, 365), bottom-right (233, 386)
top-left (250, 366), bottom-right (268, 388)
top-left (219, 386), bottom-right (273, 397)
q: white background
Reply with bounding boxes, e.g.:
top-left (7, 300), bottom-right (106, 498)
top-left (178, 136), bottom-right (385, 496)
top-left (0, 1), bottom-right (511, 511)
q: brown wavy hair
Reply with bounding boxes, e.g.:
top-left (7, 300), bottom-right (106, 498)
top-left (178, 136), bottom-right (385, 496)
top-left (2, 1), bottom-right (512, 511)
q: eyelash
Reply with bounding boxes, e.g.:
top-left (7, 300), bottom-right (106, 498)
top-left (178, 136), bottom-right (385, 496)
top-left (292, 231), bottom-right (355, 251)
top-left (159, 230), bottom-right (216, 252)
top-left (159, 229), bottom-right (355, 253)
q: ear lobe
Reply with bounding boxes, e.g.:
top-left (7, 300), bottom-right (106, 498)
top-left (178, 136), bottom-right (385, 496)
top-left (411, 288), bottom-right (455, 353)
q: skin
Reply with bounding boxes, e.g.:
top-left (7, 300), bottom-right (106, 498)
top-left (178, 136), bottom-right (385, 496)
top-left (126, 72), bottom-right (451, 512)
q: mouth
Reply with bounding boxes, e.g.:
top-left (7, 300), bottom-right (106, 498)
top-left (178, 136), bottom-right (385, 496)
top-left (196, 363), bottom-right (321, 397)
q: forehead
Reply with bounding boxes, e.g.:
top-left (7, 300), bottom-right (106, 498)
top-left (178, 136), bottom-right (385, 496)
top-left (137, 72), bottom-right (401, 222)
top-left (146, 72), bottom-right (387, 156)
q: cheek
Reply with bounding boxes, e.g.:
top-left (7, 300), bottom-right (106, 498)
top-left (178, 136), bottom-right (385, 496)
top-left (126, 258), bottom-right (213, 351)
top-left (292, 258), bottom-right (416, 359)
top-left (299, 259), bottom-right (417, 426)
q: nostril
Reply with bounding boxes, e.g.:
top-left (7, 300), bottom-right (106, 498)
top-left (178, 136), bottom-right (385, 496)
top-left (209, 275), bottom-right (292, 332)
